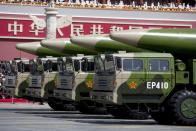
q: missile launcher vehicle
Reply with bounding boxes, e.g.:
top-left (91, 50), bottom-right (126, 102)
top-left (51, 55), bottom-right (106, 113)
top-left (4, 58), bottom-right (30, 98)
top-left (24, 57), bottom-right (58, 104)
top-left (91, 51), bottom-right (196, 125)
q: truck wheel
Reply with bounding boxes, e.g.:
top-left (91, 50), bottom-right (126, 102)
top-left (77, 101), bottom-right (92, 114)
top-left (107, 106), bottom-right (130, 119)
top-left (77, 101), bottom-right (107, 114)
top-left (169, 90), bottom-right (196, 126)
top-left (47, 99), bottom-right (64, 111)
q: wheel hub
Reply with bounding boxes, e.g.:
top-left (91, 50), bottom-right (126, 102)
top-left (181, 98), bottom-right (196, 119)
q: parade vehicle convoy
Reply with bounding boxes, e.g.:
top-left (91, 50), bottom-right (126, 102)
top-left (4, 58), bottom-right (30, 98)
top-left (91, 52), bottom-right (196, 125)
top-left (24, 57), bottom-right (58, 105)
top-left (51, 55), bottom-right (106, 113)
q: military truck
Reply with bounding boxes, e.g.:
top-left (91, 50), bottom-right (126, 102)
top-left (51, 55), bottom-right (106, 113)
top-left (4, 58), bottom-right (30, 98)
top-left (91, 52), bottom-right (196, 125)
top-left (25, 57), bottom-right (58, 105)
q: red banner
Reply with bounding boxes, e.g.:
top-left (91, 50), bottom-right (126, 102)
top-left (0, 13), bottom-right (195, 40)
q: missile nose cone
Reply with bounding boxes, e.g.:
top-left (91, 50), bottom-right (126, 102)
top-left (41, 39), bottom-right (68, 51)
top-left (16, 42), bottom-right (40, 54)
top-left (110, 29), bottom-right (150, 46)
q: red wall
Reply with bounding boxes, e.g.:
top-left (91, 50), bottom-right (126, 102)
top-left (0, 39), bottom-right (36, 60)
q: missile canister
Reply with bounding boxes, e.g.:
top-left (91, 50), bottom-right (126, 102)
top-left (70, 35), bottom-right (150, 53)
top-left (110, 29), bottom-right (196, 58)
top-left (16, 42), bottom-right (64, 56)
top-left (41, 39), bottom-right (98, 55)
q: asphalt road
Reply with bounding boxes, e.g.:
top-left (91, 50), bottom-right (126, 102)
top-left (0, 103), bottom-right (195, 131)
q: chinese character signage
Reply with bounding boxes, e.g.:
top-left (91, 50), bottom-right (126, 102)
top-left (0, 13), bottom-right (195, 40)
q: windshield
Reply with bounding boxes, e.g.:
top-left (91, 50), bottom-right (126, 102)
top-left (65, 58), bottom-right (74, 72)
top-left (57, 58), bottom-right (65, 73)
top-left (29, 60), bottom-right (37, 74)
top-left (104, 55), bottom-right (115, 72)
top-left (11, 61), bottom-right (18, 74)
top-left (94, 56), bottom-right (104, 73)
top-left (17, 61), bottom-right (25, 73)
top-left (95, 55), bottom-right (115, 73)
top-left (81, 58), bottom-right (94, 72)
top-left (45, 60), bottom-right (54, 72)
top-left (36, 59), bottom-right (44, 74)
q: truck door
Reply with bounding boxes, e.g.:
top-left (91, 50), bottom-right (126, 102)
top-left (146, 58), bottom-right (173, 103)
top-left (120, 58), bottom-right (146, 103)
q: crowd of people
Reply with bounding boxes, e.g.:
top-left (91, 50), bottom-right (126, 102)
top-left (0, 0), bottom-right (196, 12)
top-left (0, 61), bottom-right (6, 99)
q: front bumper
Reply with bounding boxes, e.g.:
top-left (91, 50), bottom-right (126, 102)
top-left (25, 88), bottom-right (42, 99)
top-left (90, 91), bottom-right (118, 104)
top-left (5, 87), bottom-right (15, 96)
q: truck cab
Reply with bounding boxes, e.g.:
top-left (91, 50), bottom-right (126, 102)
top-left (91, 52), bottom-right (172, 119)
top-left (92, 52), bottom-right (174, 104)
top-left (51, 55), bottom-right (106, 113)
top-left (4, 58), bottom-right (30, 98)
top-left (25, 57), bottom-right (58, 102)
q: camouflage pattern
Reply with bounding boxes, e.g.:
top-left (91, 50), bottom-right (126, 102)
top-left (41, 39), bottom-right (98, 55)
top-left (91, 52), bottom-right (175, 104)
top-left (4, 59), bottom-right (30, 98)
top-left (16, 42), bottom-right (64, 57)
top-left (25, 58), bottom-right (58, 101)
top-left (71, 35), bottom-right (149, 53)
top-left (53, 56), bottom-right (94, 102)
top-left (110, 29), bottom-right (196, 58)
top-left (26, 73), bottom-right (57, 100)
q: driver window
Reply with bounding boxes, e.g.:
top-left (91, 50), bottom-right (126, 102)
top-left (123, 59), bottom-right (143, 71)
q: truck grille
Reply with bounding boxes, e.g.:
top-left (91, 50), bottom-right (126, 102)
top-left (57, 76), bottom-right (73, 89)
top-left (30, 76), bottom-right (41, 87)
top-left (98, 79), bottom-right (113, 89)
top-left (32, 78), bottom-right (38, 85)
top-left (5, 76), bottom-right (16, 87)
top-left (93, 74), bottom-right (116, 91)
top-left (98, 79), bottom-right (108, 87)
top-left (8, 79), bottom-right (14, 85)
top-left (60, 78), bottom-right (68, 86)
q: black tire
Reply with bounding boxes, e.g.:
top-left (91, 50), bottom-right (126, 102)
top-left (47, 99), bottom-right (65, 111)
top-left (77, 101), bottom-right (107, 114)
top-left (77, 101), bottom-right (94, 114)
top-left (48, 99), bottom-right (76, 111)
top-left (107, 106), bottom-right (129, 119)
top-left (169, 90), bottom-right (196, 126)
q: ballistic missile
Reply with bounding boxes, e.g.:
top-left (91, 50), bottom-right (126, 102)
top-left (70, 35), bottom-right (150, 52)
top-left (110, 29), bottom-right (196, 57)
top-left (16, 42), bottom-right (65, 56)
top-left (41, 39), bottom-right (98, 55)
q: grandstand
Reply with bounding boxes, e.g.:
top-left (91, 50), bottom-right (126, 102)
top-left (0, 0), bottom-right (196, 12)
